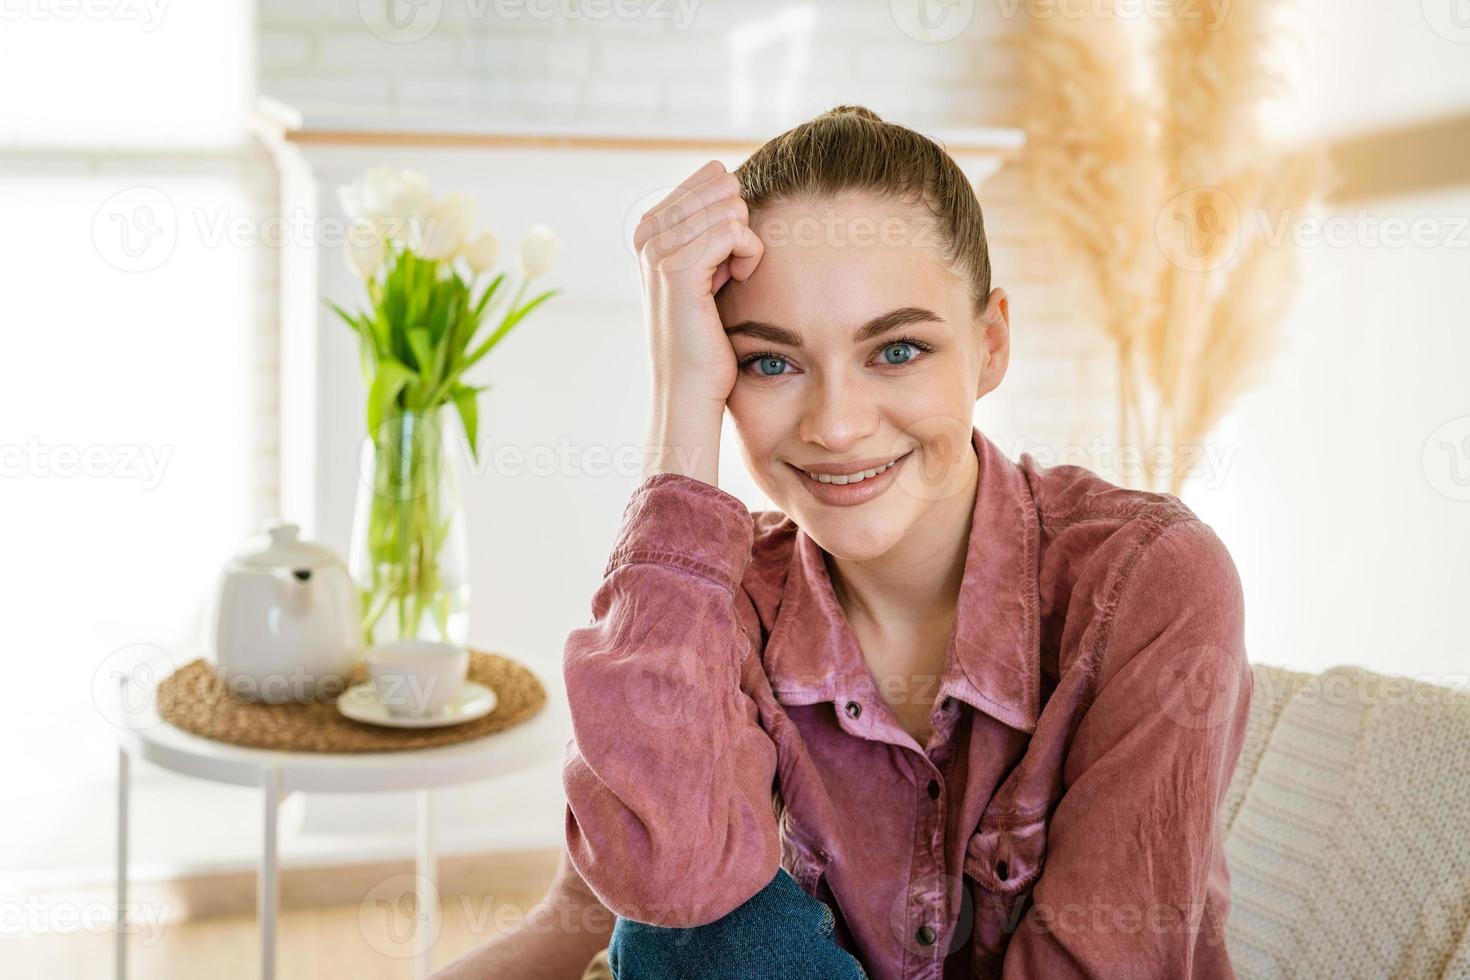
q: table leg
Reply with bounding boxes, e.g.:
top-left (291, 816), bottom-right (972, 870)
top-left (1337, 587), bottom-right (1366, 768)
top-left (416, 788), bottom-right (437, 980)
top-left (261, 766), bottom-right (280, 980)
top-left (115, 743), bottom-right (129, 980)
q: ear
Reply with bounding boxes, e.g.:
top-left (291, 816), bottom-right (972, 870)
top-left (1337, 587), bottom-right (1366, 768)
top-left (975, 286), bottom-right (1011, 401)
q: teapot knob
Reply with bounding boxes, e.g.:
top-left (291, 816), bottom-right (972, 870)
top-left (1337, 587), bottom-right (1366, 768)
top-left (265, 520), bottom-right (300, 545)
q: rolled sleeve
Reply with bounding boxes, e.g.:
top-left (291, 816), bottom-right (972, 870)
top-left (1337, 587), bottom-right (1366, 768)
top-left (602, 472), bottom-right (756, 594)
top-left (561, 473), bottom-right (781, 929)
top-left (1002, 518), bottom-right (1254, 978)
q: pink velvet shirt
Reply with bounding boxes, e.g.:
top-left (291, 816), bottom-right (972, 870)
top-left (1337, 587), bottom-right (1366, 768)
top-left (561, 424), bottom-right (1253, 979)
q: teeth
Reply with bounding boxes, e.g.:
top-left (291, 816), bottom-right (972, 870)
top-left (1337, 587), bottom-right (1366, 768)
top-left (805, 457), bottom-right (900, 485)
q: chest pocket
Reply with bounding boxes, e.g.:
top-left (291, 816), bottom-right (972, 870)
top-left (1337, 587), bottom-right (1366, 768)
top-left (962, 806), bottom-right (1048, 972)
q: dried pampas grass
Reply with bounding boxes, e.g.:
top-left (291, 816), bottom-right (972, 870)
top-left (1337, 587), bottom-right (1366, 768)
top-left (1007, 11), bottom-right (1164, 479)
top-left (1014, 0), bottom-right (1335, 495)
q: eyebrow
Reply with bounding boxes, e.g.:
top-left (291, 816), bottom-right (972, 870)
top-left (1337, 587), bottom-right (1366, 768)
top-left (723, 306), bottom-right (945, 347)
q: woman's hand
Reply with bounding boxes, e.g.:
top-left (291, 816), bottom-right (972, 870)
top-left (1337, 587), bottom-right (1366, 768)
top-left (633, 160), bottom-right (765, 484)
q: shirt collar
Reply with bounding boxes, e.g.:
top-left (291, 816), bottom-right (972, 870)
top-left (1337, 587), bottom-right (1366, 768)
top-left (762, 425), bottom-right (1042, 735)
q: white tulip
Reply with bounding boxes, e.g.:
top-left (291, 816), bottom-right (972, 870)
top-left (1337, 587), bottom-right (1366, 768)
top-left (460, 230), bottom-right (500, 276)
top-left (345, 169), bottom-right (429, 217)
top-left (411, 192), bottom-right (477, 262)
top-left (517, 224), bottom-right (560, 278)
top-left (339, 169), bottom-right (433, 255)
top-left (340, 167), bottom-right (430, 220)
top-left (345, 233), bottom-right (385, 280)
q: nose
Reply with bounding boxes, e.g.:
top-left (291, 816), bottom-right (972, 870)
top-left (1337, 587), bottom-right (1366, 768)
top-left (797, 371), bottom-right (878, 453)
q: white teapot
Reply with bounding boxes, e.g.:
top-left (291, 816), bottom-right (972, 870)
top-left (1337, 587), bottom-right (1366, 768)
top-left (208, 520), bottom-right (363, 704)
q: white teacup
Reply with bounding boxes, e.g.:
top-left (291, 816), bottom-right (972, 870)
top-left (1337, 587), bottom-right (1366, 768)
top-left (365, 640), bottom-right (468, 717)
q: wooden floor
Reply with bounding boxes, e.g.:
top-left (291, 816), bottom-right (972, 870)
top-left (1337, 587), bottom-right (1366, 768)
top-left (1, 884), bottom-right (547, 979)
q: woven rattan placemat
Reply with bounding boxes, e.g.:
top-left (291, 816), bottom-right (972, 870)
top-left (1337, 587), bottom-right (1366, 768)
top-left (155, 649), bottom-right (547, 752)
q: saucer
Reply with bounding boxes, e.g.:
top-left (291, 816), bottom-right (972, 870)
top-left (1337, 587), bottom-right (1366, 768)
top-left (337, 680), bottom-right (497, 729)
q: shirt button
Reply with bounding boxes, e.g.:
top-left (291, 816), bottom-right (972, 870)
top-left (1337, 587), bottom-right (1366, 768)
top-left (926, 779), bottom-right (940, 799)
top-left (844, 700), bottom-right (862, 719)
top-left (916, 924), bottom-right (936, 946)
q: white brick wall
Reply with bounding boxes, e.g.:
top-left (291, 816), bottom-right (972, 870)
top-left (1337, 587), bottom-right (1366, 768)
top-left (257, 0), bottom-right (1019, 125)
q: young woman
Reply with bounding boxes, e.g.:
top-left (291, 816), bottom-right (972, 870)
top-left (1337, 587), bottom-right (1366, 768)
top-left (542, 106), bottom-right (1248, 979)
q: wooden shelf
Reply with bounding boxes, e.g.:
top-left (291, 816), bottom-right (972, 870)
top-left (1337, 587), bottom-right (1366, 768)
top-left (257, 96), bottom-right (1026, 158)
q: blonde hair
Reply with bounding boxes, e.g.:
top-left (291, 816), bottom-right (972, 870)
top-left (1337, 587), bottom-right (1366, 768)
top-left (734, 105), bottom-right (992, 315)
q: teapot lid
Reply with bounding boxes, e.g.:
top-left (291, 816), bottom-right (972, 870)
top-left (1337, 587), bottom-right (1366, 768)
top-left (233, 520), bottom-right (339, 570)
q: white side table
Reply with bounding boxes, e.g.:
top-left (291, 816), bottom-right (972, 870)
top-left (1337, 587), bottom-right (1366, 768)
top-left (111, 670), bottom-right (567, 980)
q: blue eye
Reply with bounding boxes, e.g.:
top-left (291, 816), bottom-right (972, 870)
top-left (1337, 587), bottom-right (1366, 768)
top-left (881, 342), bottom-right (919, 365)
top-left (747, 355), bottom-right (790, 377)
top-left (737, 335), bottom-right (934, 378)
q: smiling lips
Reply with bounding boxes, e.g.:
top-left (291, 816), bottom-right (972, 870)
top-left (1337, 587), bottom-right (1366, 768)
top-left (797, 449), bottom-right (913, 485)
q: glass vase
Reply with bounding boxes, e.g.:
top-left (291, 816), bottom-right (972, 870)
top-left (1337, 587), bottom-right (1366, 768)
top-left (348, 403), bottom-right (470, 648)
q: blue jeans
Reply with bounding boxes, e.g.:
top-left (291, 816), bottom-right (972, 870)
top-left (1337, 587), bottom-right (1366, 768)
top-left (607, 865), bottom-right (870, 979)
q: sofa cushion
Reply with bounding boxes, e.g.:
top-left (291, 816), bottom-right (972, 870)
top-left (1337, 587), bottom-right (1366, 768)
top-left (1223, 663), bottom-right (1470, 978)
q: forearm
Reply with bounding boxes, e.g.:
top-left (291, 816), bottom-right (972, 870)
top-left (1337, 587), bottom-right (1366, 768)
top-left (428, 847), bottom-right (613, 980)
top-left (642, 389), bottom-right (724, 485)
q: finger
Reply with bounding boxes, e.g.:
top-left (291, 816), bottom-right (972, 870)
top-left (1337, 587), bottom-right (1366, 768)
top-left (643, 172), bottom-right (741, 249)
top-left (644, 195), bottom-right (747, 264)
top-left (661, 216), bottom-right (754, 285)
top-left (725, 220), bottom-right (764, 283)
top-left (711, 258), bottom-right (732, 294)
top-left (634, 168), bottom-right (741, 253)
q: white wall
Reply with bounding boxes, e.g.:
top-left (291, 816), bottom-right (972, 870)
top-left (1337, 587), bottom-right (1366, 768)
top-left (1190, 0), bottom-right (1470, 684)
top-left (0, 0), bottom-right (282, 887)
top-left (257, 0), bottom-right (1020, 127)
top-left (1271, 0), bottom-right (1470, 141)
top-left (1187, 181), bottom-right (1470, 683)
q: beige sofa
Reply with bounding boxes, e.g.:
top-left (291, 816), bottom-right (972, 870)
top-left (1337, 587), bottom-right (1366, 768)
top-left (438, 662), bottom-right (1470, 979)
top-left (1221, 663), bottom-right (1470, 979)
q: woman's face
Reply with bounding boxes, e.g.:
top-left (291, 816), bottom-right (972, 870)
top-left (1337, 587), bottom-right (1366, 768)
top-left (715, 190), bottom-right (1010, 562)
